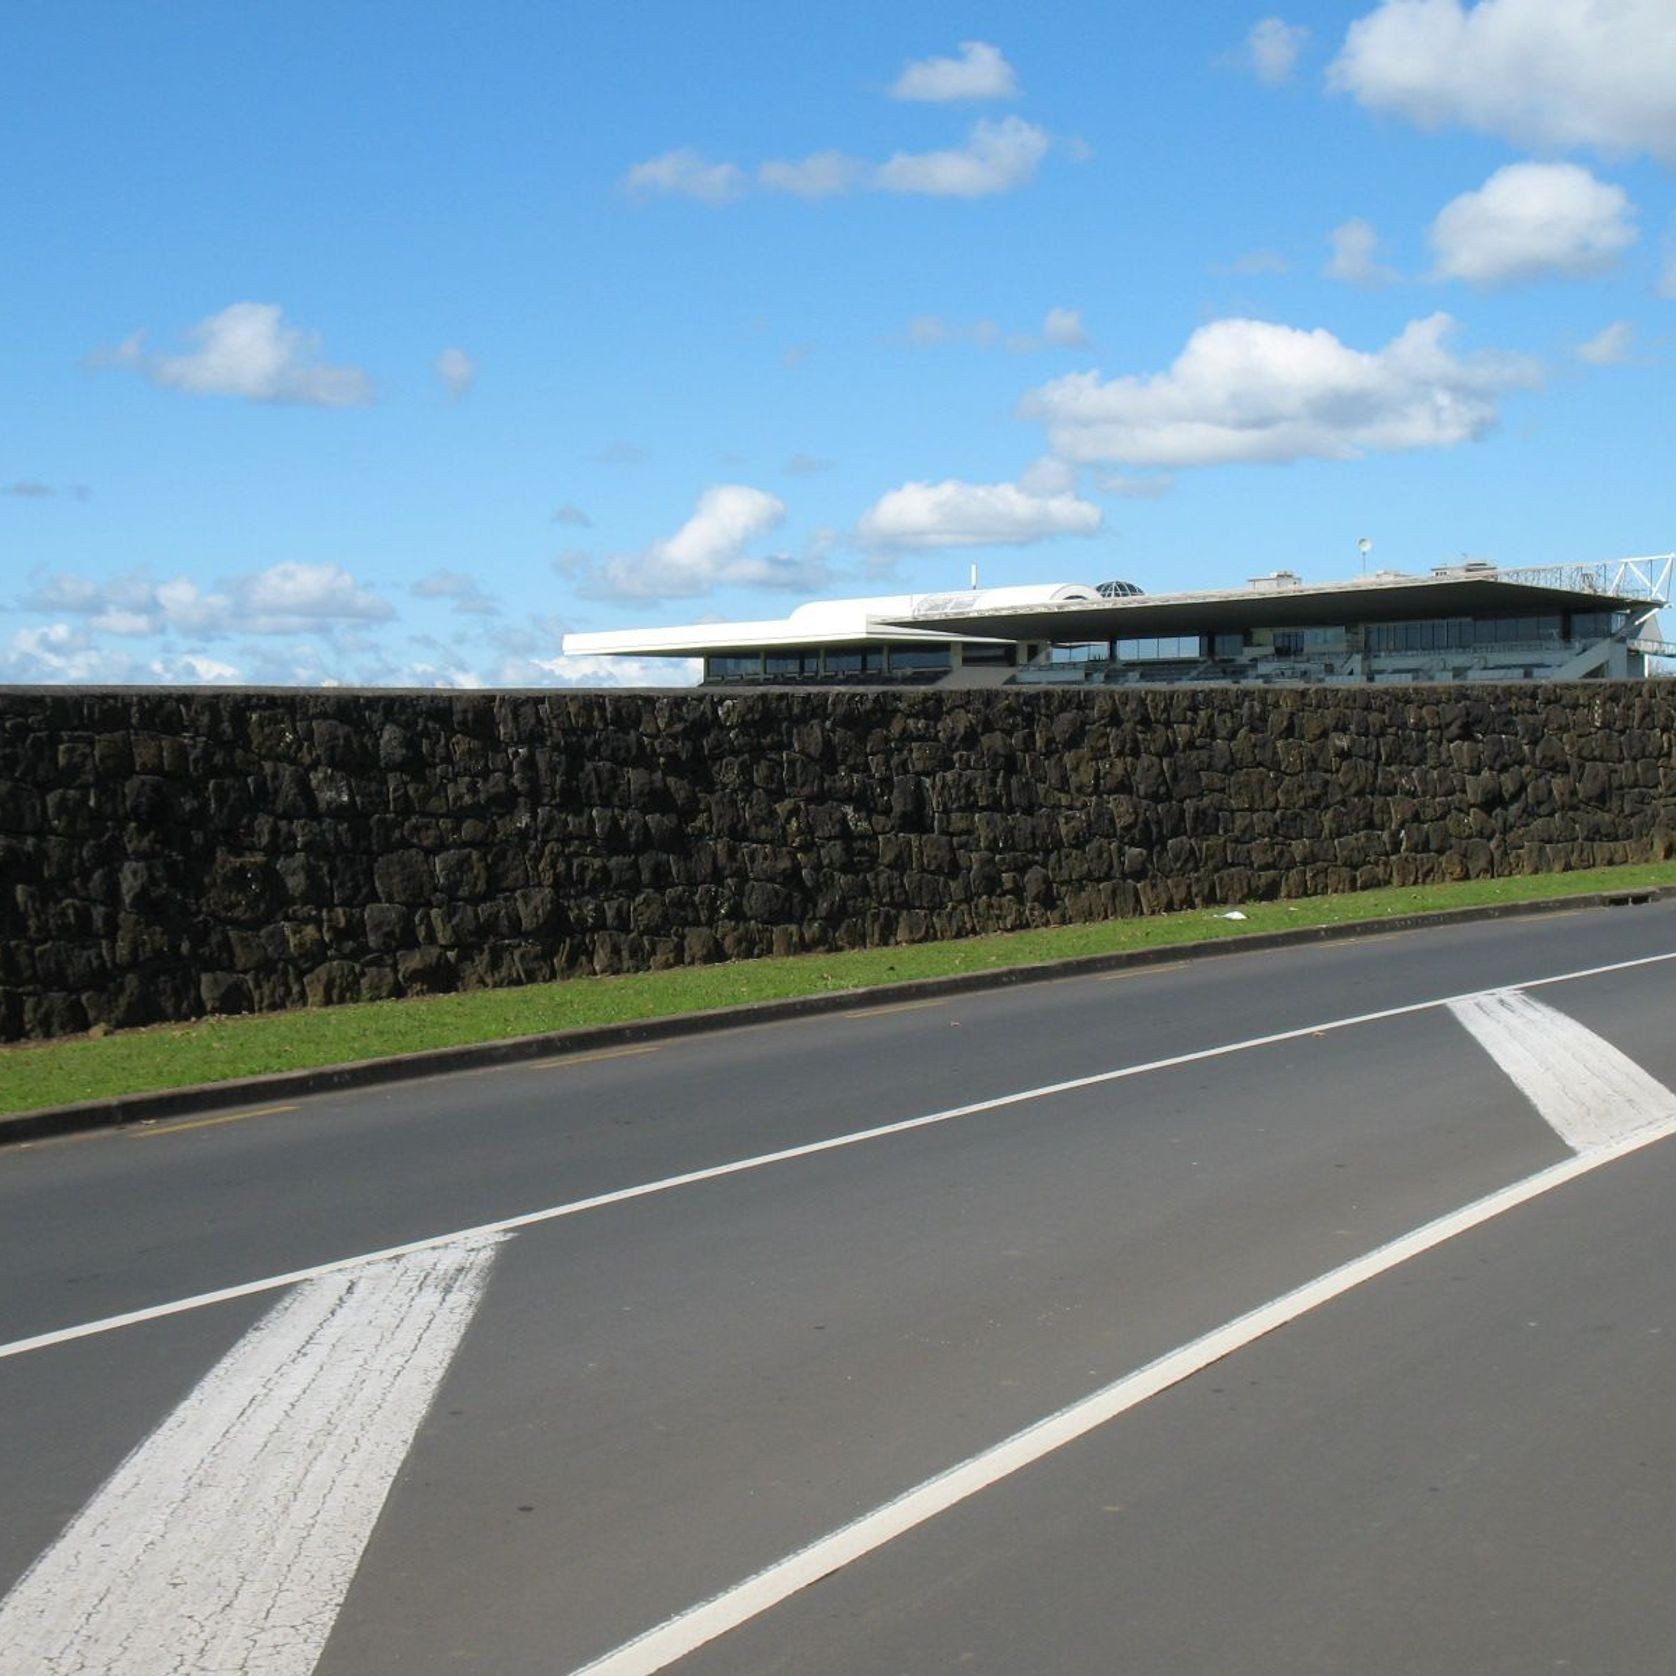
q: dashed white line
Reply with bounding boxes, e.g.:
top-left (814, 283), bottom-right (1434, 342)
top-left (0, 1235), bottom-right (502, 1675)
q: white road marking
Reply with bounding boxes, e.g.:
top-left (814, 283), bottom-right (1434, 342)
top-left (1449, 989), bottom-right (1676, 1153)
top-left (4, 946), bottom-right (1674, 1364)
top-left (567, 1116), bottom-right (1676, 1676)
top-left (0, 1235), bottom-right (502, 1675)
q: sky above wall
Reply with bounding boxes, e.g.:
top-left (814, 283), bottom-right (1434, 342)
top-left (4, 0), bottom-right (1674, 689)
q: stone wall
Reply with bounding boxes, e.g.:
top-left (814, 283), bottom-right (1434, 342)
top-left (1, 682), bottom-right (1672, 1041)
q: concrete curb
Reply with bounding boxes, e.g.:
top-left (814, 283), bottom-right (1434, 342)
top-left (5, 884), bottom-right (1671, 1149)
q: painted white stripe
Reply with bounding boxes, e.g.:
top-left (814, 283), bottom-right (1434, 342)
top-left (568, 1118), bottom-right (1676, 1676)
top-left (4, 945), bottom-right (1674, 1365)
top-left (0, 1235), bottom-right (501, 1675)
top-left (1449, 988), bottom-right (1676, 1153)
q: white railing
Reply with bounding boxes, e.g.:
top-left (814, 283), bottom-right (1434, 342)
top-left (1498, 554), bottom-right (1673, 603)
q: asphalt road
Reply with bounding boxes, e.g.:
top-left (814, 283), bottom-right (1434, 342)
top-left (2, 900), bottom-right (1674, 1674)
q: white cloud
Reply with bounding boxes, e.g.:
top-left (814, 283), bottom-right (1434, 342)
top-left (876, 117), bottom-right (1050, 197)
top-left (231, 562), bottom-right (395, 632)
top-left (1429, 162), bottom-right (1636, 285)
top-left (1041, 307), bottom-right (1089, 348)
top-left (2, 623), bottom-right (130, 684)
top-left (103, 303), bottom-right (372, 407)
top-left (758, 150), bottom-right (865, 199)
top-left (23, 561), bottom-right (394, 639)
top-left (564, 484), bottom-right (830, 600)
top-left (411, 568), bottom-right (498, 615)
top-left (889, 41), bottom-right (1019, 103)
top-left (1575, 321), bottom-right (1638, 364)
top-left (857, 477), bottom-right (1102, 550)
top-left (1017, 456), bottom-right (1077, 495)
top-left (1100, 471), bottom-right (1175, 500)
top-left (435, 346), bottom-right (475, 399)
top-left (1325, 217), bottom-right (1399, 285)
top-left (1329, 0), bottom-right (1676, 164)
top-left (1243, 18), bottom-right (1310, 85)
top-left (514, 653), bottom-right (700, 688)
top-left (152, 652), bottom-right (241, 682)
top-left (1021, 313), bottom-right (1541, 468)
top-left (624, 148), bottom-right (746, 205)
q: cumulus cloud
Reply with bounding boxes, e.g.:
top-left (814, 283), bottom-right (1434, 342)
top-left (552, 503), bottom-right (592, 526)
top-left (1575, 321), bottom-right (1638, 365)
top-left (1429, 162), bottom-right (1636, 285)
top-left (876, 117), bottom-right (1050, 197)
top-left (505, 653), bottom-right (700, 689)
top-left (22, 561), bottom-right (394, 639)
top-left (100, 303), bottom-right (372, 407)
top-left (1325, 217), bottom-right (1399, 284)
top-left (2, 623), bottom-right (127, 684)
top-left (1021, 313), bottom-right (1541, 468)
top-left (1329, 0), bottom-right (1676, 163)
top-left (410, 568), bottom-right (499, 615)
top-left (562, 484), bottom-right (830, 600)
top-left (1241, 18), bottom-right (1310, 85)
top-left (758, 150), bottom-right (865, 198)
top-left (857, 477), bottom-right (1102, 550)
top-left (889, 40), bottom-right (1019, 103)
top-left (624, 148), bottom-right (746, 204)
top-left (435, 347), bottom-right (476, 400)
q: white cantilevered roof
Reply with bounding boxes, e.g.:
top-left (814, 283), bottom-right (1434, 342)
top-left (562, 564), bottom-right (1667, 661)
top-left (561, 583), bottom-right (1098, 659)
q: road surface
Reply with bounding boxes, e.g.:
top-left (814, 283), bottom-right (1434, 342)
top-left (2, 901), bottom-right (1674, 1674)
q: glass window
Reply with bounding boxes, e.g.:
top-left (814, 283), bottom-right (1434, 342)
top-left (961, 641), bottom-right (1016, 666)
top-left (705, 654), bottom-right (762, 679)
top-left (764, 651), bottom-right (817, 676)
top-left (1115, 635), bottom-right (1202, 661)
top-left (821, 648), bottom-right (879, 674)
top-left (886, 644), bottom-right (952, 670)
top-left (1212, 633), bottom-right (1244, 658)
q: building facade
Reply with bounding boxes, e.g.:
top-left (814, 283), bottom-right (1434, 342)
top-left (563, 556), bottom-right (1673, 689)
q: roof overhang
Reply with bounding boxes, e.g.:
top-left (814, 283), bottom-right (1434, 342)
top-left (884, 574), bottom-right (1656, 642)
top-left (561, 621), bottom-right (1013, 659)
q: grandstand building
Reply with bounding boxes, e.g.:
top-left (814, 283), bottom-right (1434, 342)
top-left (562, 555), bottom-right (1673, 689)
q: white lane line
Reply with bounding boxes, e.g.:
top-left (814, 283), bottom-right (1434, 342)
top-left (0, 1234), bottom-right (502, 1676)
top-left (567, 1118), bottom-right (1676, 1676)
top-left (1449, 988), bottom-right (1676, 1153)
top-left (4, 946), bottom-right (1675, 1364)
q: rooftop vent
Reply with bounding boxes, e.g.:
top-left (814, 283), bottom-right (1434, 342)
top-left (1432, 558), bottom-right (1498, 578)
top-left (1249, 570), bottom-right (1302, 592)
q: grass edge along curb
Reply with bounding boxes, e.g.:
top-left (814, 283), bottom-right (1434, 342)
top-left (4, 880), bottom-right (1671, 1148)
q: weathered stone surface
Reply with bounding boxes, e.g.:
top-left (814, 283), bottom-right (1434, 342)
top-left (0, 682), bottom-right (1672, 1040)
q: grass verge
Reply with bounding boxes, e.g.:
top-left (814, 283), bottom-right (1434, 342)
top-left (3, 859), bottom-right (1673, 1118)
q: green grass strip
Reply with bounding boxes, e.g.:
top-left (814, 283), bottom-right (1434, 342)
top-left (3, 860), bottom-right (1673, 1118)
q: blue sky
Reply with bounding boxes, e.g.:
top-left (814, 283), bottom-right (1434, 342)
top-left (4, 0), bottom-right (1673, 687)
